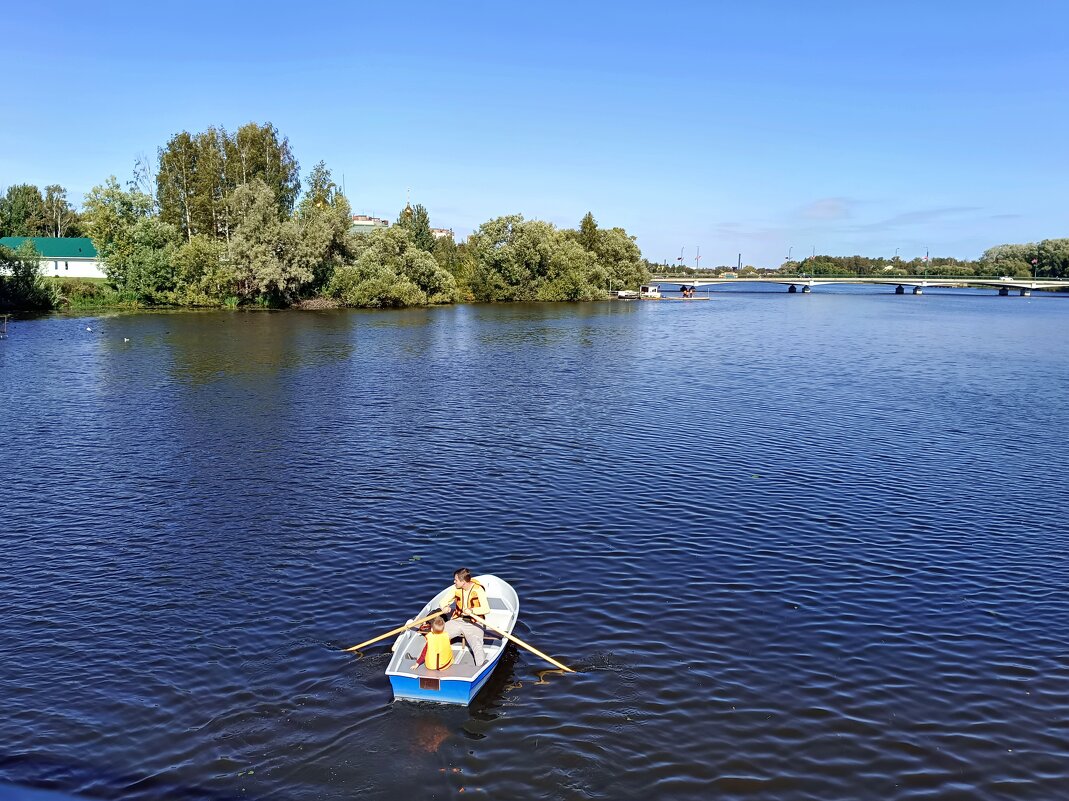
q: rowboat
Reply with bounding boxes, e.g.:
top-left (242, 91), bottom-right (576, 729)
top-left (385, 575), bottom-right (519, 704)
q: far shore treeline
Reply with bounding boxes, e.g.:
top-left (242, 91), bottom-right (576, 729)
top-left (0, 122), bottom-right (647, 312)
top-left (1, 121), bottom-right (1067, 311)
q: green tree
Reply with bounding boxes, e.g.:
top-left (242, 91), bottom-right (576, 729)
top-left (173, 234), bottom-right (231, 304)
top-left (296, 162), bottom-right (354, 291)
top-left (225, 122), bottom-right (301, 215)
top-left (228, 179), bottom-right (289, 302)
top-left (157, 130), bottom-right (198, 241)
top-left (192, 127), bottom-right (231, 242)
top-left (330, 225), bottom-right (457, 307)
top-left (467, 215), bottom-right (552, 301)
top-left (432, 234), bottom-right (460, 274)
top-left (397, 203), bottom-right (436, 252)
top-left (82, 176), bottom-right (155, 289)
top-left (537, 236), bottom-right (607, 301)
top-left (327, 261), bottom-right (425, 308)
top-left (578, 211), bottom-right (598, 252)
top-left (979, 244), bottom-right (1031, 277)
top-left (0, 241), bottom-right (56, 310)
top-left (124, 218), bottom-right (182, 302)
top-left (1038, 238), bottom-right (1069, 278)
top-left (228, 179), bottom-right (323, 304)
top-left (592, 227), bottom-right (648, 290)
top-left (0, 184), bottom-right (47, 237)
top-left (302, 161), bottom-right (337, 209)
top-left (42, 185), bottom-right (81, 238)
top-left (157, 122), bottom-right (301, 243)
top-left (468, 214), bottom-right (617, 302)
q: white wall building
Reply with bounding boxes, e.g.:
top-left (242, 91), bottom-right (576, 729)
top-left (0, 237), bottom-right (105, 279)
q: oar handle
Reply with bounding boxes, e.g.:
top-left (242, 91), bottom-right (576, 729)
top-left (344, 610), bottom-right (443, 653)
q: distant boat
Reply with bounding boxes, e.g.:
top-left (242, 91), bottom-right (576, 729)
top-left (385, 575), bottom-right (519, 705)
top-left (615, 289), bottom-right (640, 300)
top-left (639, 284), bottom-right (662, 299)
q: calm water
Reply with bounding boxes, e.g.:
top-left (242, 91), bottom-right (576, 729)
top-left (2, 288), bottom-right (1068, 801)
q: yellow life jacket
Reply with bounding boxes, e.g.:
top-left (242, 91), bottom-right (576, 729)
top-left (452, 579), bottom-right (486, 620)
top-left (424, 631), bottom-right (454, 670)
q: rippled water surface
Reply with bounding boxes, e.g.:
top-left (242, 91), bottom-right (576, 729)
top-left (2, 290), bottom-right (1068, 800)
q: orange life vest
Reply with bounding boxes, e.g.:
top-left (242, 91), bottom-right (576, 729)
top-left (424, 631), bottom-right (454, 670)
top-left (452, 579), bottom-right (486, 620)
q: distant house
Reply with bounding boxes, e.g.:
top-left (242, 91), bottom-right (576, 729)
top-left (431, 227), bottom-right (454, 240)
top-left (0, 237), bottom-right (104, 279)
top-left (350, 215), bottom-right (390, 235)
top-left (719, 271), bottom-right (738, 279)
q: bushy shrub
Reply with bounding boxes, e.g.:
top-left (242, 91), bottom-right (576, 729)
top-left (0, 243), bottom-right (57, 310)
top-left (173, 235), bottom-right (231, 305)
top-left (326, 263), bottom-right (426, 308)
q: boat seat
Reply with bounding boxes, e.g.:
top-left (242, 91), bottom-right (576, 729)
top-left (483, 608), bottom-right (511, 630)
top-left (409, 657), bottom-right (484, 680)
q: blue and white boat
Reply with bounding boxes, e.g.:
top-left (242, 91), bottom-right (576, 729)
top-left (385, 574), bottom-right (519, 705)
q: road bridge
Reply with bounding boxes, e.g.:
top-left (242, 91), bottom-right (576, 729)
top-left (648, 276), bottom-right (1069, 296)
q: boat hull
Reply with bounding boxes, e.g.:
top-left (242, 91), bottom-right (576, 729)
top-left (384, 575), bottom-right (519, 706)
top-left (388, 648), bottom-right (503, 704)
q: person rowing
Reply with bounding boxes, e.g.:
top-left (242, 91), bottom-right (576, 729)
top-left (440, 567), bottom-right (488, 667)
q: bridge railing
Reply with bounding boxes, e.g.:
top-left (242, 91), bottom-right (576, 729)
top-left (650, 273), bottom-right (1068, 281)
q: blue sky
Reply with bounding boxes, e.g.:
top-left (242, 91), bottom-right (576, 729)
top-left (3, 1), bottom-right (1066, 267)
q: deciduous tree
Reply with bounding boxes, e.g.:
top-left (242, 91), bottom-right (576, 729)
top-left (397, 203), bottom-right (436, 252)
top-left (0, 241), bottom-right (56, 310)
top-left (228, 179), bottom-right (324, 304)
top-left (0, 184), bottom-right (48, 237)
top-left (43, 185), bottom-right (80, 238)
top-left (330, 225), bottom-right (457, 306)
top-left (82, 177), bottom-right (155, 289)
top-left (157, 122), bottom-right (301, 243)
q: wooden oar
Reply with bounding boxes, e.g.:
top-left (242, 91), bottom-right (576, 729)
top-left (344, 611), bottom-right (443, 653)
top-left (477, 617), bottom-right (575, 673)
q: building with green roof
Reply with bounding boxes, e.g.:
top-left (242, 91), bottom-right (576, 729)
top-left (0, 237), bottom-right (104, 279)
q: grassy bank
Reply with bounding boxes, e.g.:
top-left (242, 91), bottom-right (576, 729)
top-left (51, 277), bottom-right (142, 310)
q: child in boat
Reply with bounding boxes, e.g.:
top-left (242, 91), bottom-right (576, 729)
top-left (415, 616), bottom-right (454, 670)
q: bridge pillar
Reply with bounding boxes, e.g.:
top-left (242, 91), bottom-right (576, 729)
top-left (913, 286), bottom-right (923, 295)
top-left (802, 285), bottom-right (811, 293)
top-left (895, 285), bottom-right (905, 294)
top-left (788, 284), bottom-right (797, 293)
top-left (1020, 288), bottom-right (1031, 297)
top-left (999, 287), bottom-right (1009, 296)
